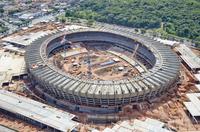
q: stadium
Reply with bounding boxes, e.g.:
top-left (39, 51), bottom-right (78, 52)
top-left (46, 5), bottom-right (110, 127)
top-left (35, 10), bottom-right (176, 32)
top-left (25, 27), bottom-right (180, 120)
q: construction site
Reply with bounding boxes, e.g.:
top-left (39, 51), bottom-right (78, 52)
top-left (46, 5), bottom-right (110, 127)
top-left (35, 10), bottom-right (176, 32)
top-left (24, 25), bottom-right (181, 124)
top-left (0, 22), bottom-right (200, 132)
top-left (51, 41), bottom-right (142, 81)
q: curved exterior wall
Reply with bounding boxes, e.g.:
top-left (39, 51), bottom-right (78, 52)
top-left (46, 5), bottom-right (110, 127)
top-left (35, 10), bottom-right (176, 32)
top-left (25, 28), bottom-right (180, 114)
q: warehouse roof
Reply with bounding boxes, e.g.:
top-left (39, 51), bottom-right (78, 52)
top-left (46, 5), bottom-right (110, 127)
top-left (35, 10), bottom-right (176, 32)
top-left (0, 90), bottom-right (79, 132)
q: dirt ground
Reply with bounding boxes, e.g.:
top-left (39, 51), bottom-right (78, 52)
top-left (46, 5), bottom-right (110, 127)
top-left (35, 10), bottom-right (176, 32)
top-left (1, 64), bottom-right (199, 132)
top-left (1, 47), bottom-right (200, 131)
top-left (0, 115), bottom-right (44, 132)
top-left (134, 64), bottom-right (200, 131)
top-left (61, 50), bottom-right (140, 80)
top-left (78, 64), bottom-right (200, 132)
top-left (191, 48), bottom-right (200, 56)
top-left (1, 65), bottom-right (199, 132)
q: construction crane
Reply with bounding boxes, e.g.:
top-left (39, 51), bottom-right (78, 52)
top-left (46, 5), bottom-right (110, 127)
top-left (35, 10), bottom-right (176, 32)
top-left (84, 44), bottom-right (92, 79)
top-left (60, 35), bottom-right (72, 57)
top-left (132, 44), bottom-right (139, 58)
top-left (60, 35), bottom-right (92, 79)
top-left (61, 35), bottom-right (72, 45)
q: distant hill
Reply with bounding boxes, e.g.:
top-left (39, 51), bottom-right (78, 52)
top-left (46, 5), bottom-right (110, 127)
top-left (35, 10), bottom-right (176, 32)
top-left (66, 0), bottom-right (200, 45)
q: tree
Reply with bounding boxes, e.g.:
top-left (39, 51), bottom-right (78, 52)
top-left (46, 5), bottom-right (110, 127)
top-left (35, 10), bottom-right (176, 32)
top-left (86, 19), bottom-right (94, 27)
top-left (67, 0), bottom-right (200, 43)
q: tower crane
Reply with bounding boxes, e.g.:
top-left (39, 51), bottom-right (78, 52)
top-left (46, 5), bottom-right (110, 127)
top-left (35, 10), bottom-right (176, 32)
top-left (84, 44), bottom-right (92, 79)
top-left (60, 35), bottom-right (92, 79)
top-left (132, 44), bottom-right (139, 58)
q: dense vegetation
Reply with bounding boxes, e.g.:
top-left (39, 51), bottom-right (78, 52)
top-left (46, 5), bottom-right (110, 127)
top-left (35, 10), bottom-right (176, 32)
top-left (66, 0), bottom-right (200, 44)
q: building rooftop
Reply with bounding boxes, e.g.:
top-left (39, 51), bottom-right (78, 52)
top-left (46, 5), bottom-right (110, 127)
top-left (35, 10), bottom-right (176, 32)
top-left (97, 118), bottom-right (171, 132)
top-left (0, 90), bottom-right (79, 132)
top-left (3, 44), bottom-right (25, 54)
top-left (59, 25), bottom-right (87, 32)
top-left (194, 74), bottom-right (200, 82)
top-left (195, 84), bottom-right (200, 91)
top-left (0, 51), bottom-right (26, 86)
top-left (0, 125), bottom-right (17, 132)
top-left (2, 30), bottom-right (58, 46)
top-left (175, 44), bottom-right (200, 70)
top-left (154, 37), bottom-right (179, 46)
top-left (184, 93), bottom-right (200, 117)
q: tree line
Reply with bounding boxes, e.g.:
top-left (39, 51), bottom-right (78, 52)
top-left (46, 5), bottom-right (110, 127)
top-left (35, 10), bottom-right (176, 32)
top-left (66, 0), bottom-right (200, 45)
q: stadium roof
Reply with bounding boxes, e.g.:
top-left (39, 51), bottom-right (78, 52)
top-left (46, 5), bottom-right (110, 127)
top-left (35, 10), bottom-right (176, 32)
top-left (0, 90), bottom-right (79, 132)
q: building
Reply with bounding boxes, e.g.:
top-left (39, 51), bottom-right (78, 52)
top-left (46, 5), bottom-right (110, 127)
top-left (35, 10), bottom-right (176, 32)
top-left (0, 51), bottom-right (26, 87)
top-left (175, 44), bottom-right (200, 73)
top-left (0, 24), bottom-right (84, 88)
top-left (0, 125), bottom-right (17, 132)
top-left (195, 84), bottom-right (200, 91)
top-left (25, 26), bottom-right (180, 122)
top-left (93, 118), bottom-right (173, 132)
top-left (0, 90), bottom-right (79, 132)
top-left (194, 74), bottom-right (200, 84)
top-left (2, 29), bottom-right (58, 47)
top-left (184, 93), bottom-right (200, 123)
top-left (154, 37), bottom-right (180, 46)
